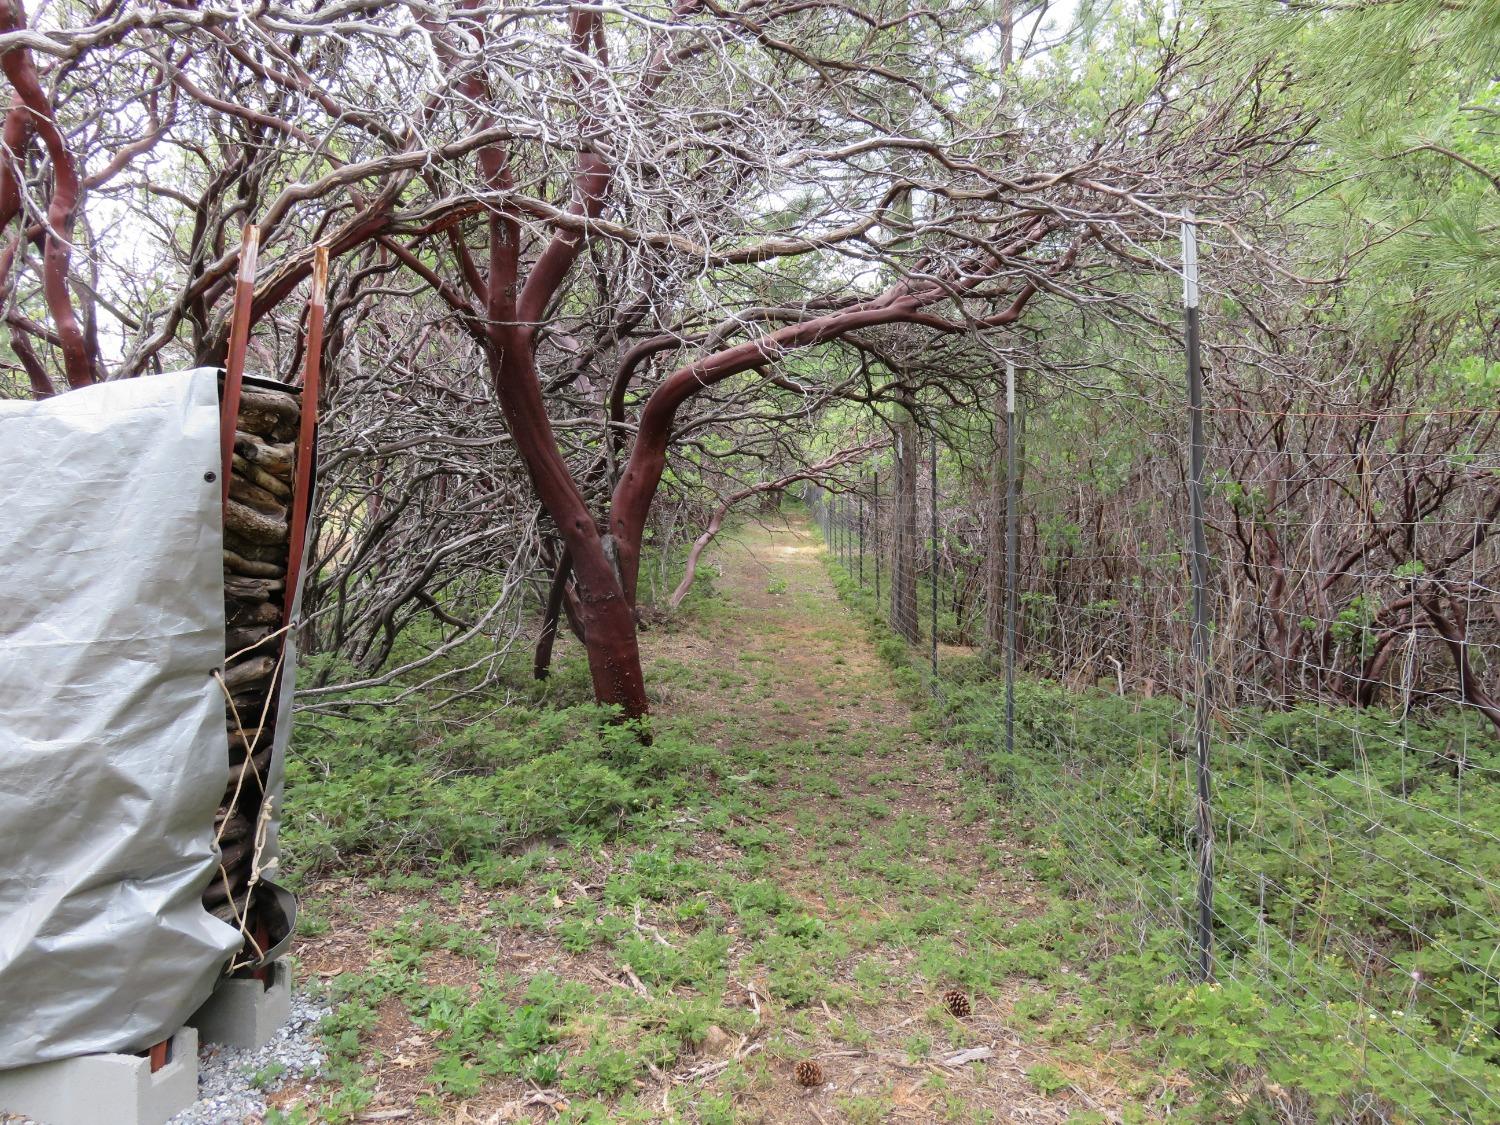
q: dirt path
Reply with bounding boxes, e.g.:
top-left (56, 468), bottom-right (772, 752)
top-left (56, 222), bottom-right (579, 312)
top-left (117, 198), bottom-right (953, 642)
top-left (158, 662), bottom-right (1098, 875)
top-left (287, 514), bottom-right (1163, 1123)
top-left (639, 514), bottom-right (1155, 1123)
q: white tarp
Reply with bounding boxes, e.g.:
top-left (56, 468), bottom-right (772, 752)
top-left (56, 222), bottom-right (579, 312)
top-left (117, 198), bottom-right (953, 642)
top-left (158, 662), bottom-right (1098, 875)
top-left (0, 369), bottom-right (240, 1068)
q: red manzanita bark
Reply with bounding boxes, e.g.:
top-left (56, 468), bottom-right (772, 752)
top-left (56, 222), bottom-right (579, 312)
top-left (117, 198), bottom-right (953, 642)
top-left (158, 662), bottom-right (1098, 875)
top-left (437, 6), bottom-right (651, 718)
top-left (0, 1), bottom-right (1066, 723)
top-left (609, 276), bottom-right (1043, 609)
top-left (0, 0), bottom-right (92, 391)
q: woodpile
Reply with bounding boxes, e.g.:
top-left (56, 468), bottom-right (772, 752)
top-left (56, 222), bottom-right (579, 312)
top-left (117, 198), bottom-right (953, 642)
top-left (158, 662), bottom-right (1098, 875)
top-left (207, 382), bottom-right (301, 956)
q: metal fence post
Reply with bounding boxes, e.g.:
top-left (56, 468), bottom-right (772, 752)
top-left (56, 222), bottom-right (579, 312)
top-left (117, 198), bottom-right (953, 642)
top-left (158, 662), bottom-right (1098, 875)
top-left (840, 498), bottom-right (852, 573)
top-left (858, 488), bottom-right (865, 587)
top-left (842, 495), bottom-right (848, 569)
top-left (841, 496), bottom-right (848, 569)
top-left (874, 470), bottom-right (881, 607)
top-left (1003, 361), bottom-right (1019, 761)
top-left (930, 431), bottom-right (939, 681)
top-left (1183, 206), bottom-right (1216, 984)
top-left (220, 224), bottom-right (260, 506)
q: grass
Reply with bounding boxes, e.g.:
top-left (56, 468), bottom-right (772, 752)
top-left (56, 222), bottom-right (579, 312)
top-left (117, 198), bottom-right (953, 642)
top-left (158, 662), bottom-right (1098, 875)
top-left (283, 701), bottom-right (713, 883)
top-left (821, 530), bottom-right (1500, 1124)
top-left (268, 513), bottom-right (1159, 1122)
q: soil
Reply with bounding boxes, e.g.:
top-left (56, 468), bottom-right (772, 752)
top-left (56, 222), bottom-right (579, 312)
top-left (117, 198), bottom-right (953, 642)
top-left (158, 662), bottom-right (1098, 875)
top-left (282, 514), bottom-right (1169, 1123)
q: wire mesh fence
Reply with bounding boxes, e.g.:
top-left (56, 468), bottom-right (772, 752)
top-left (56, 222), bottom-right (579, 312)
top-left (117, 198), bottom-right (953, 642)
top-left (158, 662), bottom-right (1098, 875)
top-left (803, 383), bottom-right (1500, 1122)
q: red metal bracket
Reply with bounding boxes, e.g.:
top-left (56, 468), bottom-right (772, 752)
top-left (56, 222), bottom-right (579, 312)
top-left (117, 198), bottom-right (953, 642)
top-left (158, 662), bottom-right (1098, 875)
top-left (147, 1038), bottom-right (170, 1072)
top-left (220, 224), bottom-right (260, 507)
top-left (283, 245), bottom-right (327, 626)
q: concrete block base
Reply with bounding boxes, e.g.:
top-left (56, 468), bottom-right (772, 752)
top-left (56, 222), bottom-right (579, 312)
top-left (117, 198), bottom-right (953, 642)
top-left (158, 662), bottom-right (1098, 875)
top-left (0, 1027), bottom-right (197, 1125)
top-left (187, 959), bottom-right (291, 1050)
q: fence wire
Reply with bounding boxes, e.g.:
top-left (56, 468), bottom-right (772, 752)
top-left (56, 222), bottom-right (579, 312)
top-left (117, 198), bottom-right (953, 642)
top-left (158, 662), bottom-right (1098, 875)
top-left (803, 387), bottom-right (1500, 1123)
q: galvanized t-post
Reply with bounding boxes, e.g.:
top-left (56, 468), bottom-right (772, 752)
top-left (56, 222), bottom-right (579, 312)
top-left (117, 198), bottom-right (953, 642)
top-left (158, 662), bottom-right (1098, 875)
top-left (874, 470), bottom-right (882, 606)
top-left (1183, 206), bottom-right (1216, 984)
top-left (843, 496), bottom-right (849, 570)
top-left (840, 498), bottom-right (852, 573)
top-left (858, 487), bottom-right (865, 587)
top-left (930, 431), bottom-right (939, 680)
top-left (1003, 361), bottom-right (1018, 761)
top-left (842, 495), bottom-right (849, 570)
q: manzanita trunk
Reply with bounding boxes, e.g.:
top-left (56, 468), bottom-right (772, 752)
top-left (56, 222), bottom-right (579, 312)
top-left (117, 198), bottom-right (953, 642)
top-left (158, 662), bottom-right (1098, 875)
top-left (488, 332), bottom-right (651, 719)
top-left (6, 0), bottom-right (1054, 724)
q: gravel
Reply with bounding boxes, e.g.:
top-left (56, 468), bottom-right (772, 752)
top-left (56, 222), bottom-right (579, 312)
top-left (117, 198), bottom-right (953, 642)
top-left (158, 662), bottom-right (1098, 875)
top-left (2, 993), bottom-right (328, 1125)
top-left (166, 992), bottom-right (329, 1125)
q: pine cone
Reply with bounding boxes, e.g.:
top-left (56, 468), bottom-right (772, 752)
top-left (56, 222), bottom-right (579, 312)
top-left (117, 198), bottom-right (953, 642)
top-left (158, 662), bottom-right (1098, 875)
top-left (793, 1059), bottom-right (824, 1087)
top-left (942, 988), bottom-right (972, 1018)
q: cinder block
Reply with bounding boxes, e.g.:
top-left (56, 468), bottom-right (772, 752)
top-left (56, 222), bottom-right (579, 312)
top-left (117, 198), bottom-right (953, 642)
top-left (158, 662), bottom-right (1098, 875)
top-left (0, 1026), bottom-right (198, 1125)
top-left (186, 959), bottom-right (291, 1049)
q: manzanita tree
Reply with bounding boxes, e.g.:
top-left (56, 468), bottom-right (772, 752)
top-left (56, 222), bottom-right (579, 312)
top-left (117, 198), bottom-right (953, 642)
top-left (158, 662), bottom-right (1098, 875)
top-left (0, 0), bottom-right (1306, 716)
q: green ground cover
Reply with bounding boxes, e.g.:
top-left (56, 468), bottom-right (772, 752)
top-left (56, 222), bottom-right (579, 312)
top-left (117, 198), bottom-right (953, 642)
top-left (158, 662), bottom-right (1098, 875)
top-left (270, 516), bottom-right (1164, 1123)
top-left (823, 540), bottom-right (1500, 1124)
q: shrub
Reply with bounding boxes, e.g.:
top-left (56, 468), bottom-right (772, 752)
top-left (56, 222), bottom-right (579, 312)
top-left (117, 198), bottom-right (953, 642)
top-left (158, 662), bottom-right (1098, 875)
top-left (926, 675), bottom-right (1500, 1120)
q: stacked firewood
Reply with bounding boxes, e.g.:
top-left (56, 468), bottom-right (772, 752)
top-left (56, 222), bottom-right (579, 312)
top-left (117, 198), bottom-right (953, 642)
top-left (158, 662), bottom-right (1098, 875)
top-left (207, 383), bottom-right (301, 954)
